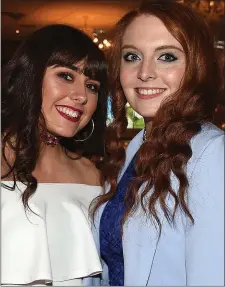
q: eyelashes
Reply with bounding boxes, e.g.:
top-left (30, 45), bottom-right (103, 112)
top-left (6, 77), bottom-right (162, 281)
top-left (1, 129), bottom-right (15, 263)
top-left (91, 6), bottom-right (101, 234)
top-left (57, 72), bottom-right (73, 81)
top-left (122, 51), bottom-right (178, 63)
top-left (57, 72), bottom-right (100, 94)
top-left (123, 52), bottom-right (141, 62)
top-left (86, 83), bottom-right (100, 94)
top-left (158, 53), bottom-right (178, 62)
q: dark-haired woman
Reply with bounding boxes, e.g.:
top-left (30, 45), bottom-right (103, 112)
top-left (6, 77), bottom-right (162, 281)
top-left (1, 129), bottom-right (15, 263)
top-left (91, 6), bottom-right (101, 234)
top-left (91, 1), bottom-right (224, 286)
top-left (1, 24), bottom-right (108, 286)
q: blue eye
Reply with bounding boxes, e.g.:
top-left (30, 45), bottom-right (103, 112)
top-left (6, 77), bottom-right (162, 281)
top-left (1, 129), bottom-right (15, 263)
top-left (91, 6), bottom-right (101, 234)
top-left (123, 52), bottom-right (141, 62)
top-left (58, 72), bottom-right (73, 81)
top-left (86, 83), bottom-right (100, 94)
top-left (158, 53), bottom-right (178, 62)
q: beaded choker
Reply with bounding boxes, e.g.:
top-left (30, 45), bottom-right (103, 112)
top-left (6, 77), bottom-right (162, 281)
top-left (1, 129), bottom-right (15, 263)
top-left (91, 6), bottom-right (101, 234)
top-left (40, 131), bottom-right (60, 147)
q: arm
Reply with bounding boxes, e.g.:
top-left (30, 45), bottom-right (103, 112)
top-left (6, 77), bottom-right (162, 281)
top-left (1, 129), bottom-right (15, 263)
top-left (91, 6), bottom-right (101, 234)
top-left (186, 134), bottom-right (224, 286)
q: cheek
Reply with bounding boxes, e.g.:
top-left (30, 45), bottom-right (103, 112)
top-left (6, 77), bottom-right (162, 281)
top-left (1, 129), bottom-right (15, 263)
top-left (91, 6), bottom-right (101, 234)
top-left (87, 96), bottom-right (98, 115)
top-left (164, 66), bottom-right (185, 90)
top-left (42, 81), bottom-right (64, 108)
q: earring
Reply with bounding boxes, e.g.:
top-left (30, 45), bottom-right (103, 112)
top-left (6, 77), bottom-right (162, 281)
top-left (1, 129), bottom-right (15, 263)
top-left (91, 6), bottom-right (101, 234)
top-left (74, 119), bottom-right (94, 142)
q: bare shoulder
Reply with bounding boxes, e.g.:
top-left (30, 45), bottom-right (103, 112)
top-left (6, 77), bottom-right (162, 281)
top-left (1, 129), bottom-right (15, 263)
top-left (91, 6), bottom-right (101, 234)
top-left (80, 156), bottom-right (96, 166)
top-left (80, 157), bottom-right (102, 186)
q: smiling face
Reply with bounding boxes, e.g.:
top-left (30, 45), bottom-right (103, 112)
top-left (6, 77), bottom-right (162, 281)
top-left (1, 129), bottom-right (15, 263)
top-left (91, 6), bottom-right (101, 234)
top-left (120, 15), bottom-right (186, 119)
top-left (41, 61), bottom-right (100, 138)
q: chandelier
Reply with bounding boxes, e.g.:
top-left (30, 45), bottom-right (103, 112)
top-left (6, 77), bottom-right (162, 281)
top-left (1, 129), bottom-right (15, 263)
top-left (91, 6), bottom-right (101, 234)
top-left (80, 16), bottom-right (112, 51)
top-left (187, 0), bottom-right (225, 18)
top-left (92, 29), bottom-right (112, 51)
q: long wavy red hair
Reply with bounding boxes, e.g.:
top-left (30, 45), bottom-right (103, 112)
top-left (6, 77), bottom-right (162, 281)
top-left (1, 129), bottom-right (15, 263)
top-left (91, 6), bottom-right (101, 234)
top-left (92, 0), bottom-right (222, 232)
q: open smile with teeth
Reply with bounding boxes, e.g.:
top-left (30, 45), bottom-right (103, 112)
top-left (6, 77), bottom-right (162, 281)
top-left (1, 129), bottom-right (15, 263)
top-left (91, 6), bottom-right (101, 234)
top-left (56, 106), bottom-right (81, 118)
top-left (136, 88), bottom-right (166, 95)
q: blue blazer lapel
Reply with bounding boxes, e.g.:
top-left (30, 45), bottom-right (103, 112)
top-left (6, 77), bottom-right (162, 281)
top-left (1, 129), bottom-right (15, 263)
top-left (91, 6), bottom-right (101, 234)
top-left (96, 129), bottom-right (159, 286)
top-left (120, 129), bottom-right (162, 286)
top-left (118, 130), bottom-right (167, 286)
top-left (122, 205), bottom-right (161, 286)
top-left (93, 130), bottom-right (144, 251)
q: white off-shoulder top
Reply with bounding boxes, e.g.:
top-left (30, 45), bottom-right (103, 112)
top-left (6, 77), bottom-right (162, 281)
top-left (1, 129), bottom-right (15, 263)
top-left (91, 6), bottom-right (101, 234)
top-left (1, 181), bottom-right (102, 286)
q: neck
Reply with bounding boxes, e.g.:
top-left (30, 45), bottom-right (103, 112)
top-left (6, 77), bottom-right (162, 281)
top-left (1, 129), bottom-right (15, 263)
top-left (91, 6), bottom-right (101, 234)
top-left (40, 129), bottom-right (60, 147)
top-left (1, 136), bottom-right (72, 181)
top-left (37, 142), bottom-right (65, 166)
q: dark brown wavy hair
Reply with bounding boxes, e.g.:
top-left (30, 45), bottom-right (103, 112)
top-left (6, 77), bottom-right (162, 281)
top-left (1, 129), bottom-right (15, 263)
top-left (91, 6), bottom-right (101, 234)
top-left (92, 0), bottom-right (222, 233)
top-left (2, 24), bottom-right (108, 211)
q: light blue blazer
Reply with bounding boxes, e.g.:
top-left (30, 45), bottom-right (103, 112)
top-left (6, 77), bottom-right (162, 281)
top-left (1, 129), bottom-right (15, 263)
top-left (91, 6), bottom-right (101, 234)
top-left (87, 123), bottom-right (224, 286)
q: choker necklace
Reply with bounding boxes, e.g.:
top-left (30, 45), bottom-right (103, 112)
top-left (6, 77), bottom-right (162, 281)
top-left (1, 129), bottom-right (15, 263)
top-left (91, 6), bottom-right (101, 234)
top-left (143, 128), bottom-right (147, 142)
top-left (40, 131), bottom-right (60, 147)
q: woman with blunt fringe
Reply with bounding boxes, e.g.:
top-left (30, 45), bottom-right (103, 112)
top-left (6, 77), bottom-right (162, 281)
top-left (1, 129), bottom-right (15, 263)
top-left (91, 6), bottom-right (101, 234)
top-left (91, 1), bottom-right (224, 286)
top-left (1, 24), bottom-right (108, 286)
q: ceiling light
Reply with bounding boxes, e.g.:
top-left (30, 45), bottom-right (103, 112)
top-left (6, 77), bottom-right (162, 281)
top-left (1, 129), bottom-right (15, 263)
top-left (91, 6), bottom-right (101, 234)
top-left (189, 0), bottom-right (224, 18)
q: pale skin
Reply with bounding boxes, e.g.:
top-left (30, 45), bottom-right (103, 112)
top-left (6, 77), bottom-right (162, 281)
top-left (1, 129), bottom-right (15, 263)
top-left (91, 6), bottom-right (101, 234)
top-left (2, 62), bottom-right (101, 186)
top-left (120, 15), bottom-right (186, 137)
top-left (32, 146), bottom-right (101, 185)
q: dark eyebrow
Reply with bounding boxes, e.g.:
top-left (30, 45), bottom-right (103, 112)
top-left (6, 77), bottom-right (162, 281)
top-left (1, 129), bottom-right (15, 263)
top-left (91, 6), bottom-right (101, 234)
top-left (122, 44), bottom-right (183, 53)
top-left (52, 64), bottom-right (101, 84)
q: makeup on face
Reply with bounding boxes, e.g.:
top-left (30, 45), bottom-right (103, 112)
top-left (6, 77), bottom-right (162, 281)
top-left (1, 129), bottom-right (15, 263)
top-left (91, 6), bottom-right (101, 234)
top-left (120, 15), bottom-right (186, 119)
top-left (55, 105), bottom-right (83, 123)
top-left (41, 62), bottom-right (100, 138)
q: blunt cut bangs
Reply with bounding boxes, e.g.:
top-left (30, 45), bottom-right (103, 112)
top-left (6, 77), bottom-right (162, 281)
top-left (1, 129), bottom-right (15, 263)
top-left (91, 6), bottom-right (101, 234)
top-left (43, 26), bottom-right (108, 84)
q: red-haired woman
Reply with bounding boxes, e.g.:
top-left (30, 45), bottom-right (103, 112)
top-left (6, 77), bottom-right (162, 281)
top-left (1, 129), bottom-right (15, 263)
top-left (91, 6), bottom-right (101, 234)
top-left (91, 1), bottom-right (224, 286)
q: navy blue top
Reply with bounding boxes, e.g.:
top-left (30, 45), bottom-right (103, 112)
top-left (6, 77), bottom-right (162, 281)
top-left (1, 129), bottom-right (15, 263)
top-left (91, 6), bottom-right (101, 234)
top-left (100, 155), bottom-right (137, 286)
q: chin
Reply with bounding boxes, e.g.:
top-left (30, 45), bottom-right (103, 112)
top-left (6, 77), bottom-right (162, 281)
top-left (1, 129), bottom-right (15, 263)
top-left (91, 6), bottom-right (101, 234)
top-left (48, 127), bottom-right (77, 139)
top-left (60, 130), bottom-right (78, 138)
top-left (135, 111), bottom-right (154, 119)
top-left (60, 133), bottom-right (75, 138)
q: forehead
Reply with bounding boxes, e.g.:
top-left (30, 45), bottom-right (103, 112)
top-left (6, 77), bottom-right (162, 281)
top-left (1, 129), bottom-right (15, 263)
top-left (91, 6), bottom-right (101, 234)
top-left (122, 15), bottom-right (183, 50)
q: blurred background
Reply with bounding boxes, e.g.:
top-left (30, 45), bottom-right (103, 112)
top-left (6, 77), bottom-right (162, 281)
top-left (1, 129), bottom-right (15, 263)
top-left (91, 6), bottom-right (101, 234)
top-left (2, 0), bottom-right (225, 146)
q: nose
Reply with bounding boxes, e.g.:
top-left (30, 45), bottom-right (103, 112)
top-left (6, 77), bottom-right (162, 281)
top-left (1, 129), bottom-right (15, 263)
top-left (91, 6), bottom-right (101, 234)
top-left (137, 59), bottom-right (157, 82)
top-left (69, 83), bottom-right (87, 105)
